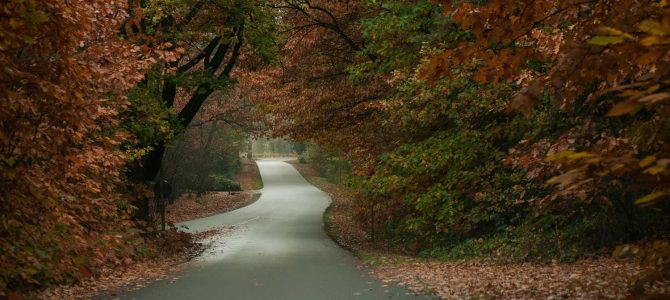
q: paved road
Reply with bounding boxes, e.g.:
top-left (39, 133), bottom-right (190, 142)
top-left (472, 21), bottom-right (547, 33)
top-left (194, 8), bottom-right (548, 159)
top-left (122, 159), bottom-right (430, 300)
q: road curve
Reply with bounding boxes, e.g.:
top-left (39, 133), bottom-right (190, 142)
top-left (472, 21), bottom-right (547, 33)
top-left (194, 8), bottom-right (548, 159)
top-left (121, 159), bottom-right (430, 300)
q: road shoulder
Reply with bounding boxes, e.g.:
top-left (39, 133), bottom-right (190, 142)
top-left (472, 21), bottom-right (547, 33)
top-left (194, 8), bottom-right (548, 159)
top-left (287, 159), bottom-right (651, 299)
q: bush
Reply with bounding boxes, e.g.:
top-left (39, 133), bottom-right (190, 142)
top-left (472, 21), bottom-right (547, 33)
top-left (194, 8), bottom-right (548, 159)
top-left (307, 146), bottom-right (350, 184)
top-left (207, 174), bottom-right (241, 192)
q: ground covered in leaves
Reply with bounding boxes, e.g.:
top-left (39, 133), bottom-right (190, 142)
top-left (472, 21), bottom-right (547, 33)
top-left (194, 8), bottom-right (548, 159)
top-left (29, 160), bottom-right (262, 299)
top-left (166, 158), bottom-right (262, 223)
top-left (367, 256), bottom-right (658, 299)
top-left (29, 227), bottom-right (201, 300)
top-left (234, 158), bottom-right (264, 191)
top-left (30, 226), bottom-right (238, 300)
top-left (288, 160), bottom-right (668, 299)
top-left (33, 253), bottom-right (188, 300)
top-left (288, 160), bottom-right (372, 251)
top-left (166, 191), bottom-right (260, 223)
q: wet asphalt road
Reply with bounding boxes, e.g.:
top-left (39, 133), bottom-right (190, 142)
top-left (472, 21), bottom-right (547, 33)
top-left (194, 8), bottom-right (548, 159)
top-left (122, 159), bottom-right (431, 300)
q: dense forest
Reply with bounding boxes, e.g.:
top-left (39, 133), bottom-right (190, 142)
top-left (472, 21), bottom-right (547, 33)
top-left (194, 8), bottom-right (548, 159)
top-left (1, 0), bottom-right (669, 298)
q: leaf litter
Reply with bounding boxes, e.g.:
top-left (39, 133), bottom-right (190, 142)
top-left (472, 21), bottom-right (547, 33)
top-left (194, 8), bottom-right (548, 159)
top-left (289, 160), bottom-right (670, 299)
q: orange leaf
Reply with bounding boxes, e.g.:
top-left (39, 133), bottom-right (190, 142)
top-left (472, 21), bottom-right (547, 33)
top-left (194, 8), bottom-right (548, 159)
top-left (607, 101), bottom-right (642, 116)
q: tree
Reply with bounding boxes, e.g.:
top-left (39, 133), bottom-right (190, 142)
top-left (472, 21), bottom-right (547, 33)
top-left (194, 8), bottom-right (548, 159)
top-left (242, 0), bottom-right (395, 174)
top-left (128, 0), bottom-right (279, 184)
top-left (253, 2), bottom-right (670, 295)
top-left (162, 120), bottom-right (245, 198)
top-left (0, 0), bottom-right (153, 292)
top-left (414, 0), bottom-right (670, 212)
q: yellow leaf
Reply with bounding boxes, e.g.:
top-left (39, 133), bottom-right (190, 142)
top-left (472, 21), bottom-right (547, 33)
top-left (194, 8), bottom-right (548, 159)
top-left (634, 191), bottom-right (666, 205)
top-left (568, 152), bottom-right (597, 160)
top-left (639, 155), bottom-right (657, 168)
top-left (596, 169), bottom-right (611, 176)
top-left (546, 175), bottom-right (561, 185)
top-left (608, 101), bottom-right (642, 116)
top-left (613, 244), bottom-right (630, 257)
top-left (636, 51), bottom-right (664, 64)
top-left (644, 165), bottom-right (666, 175)
top-left (585, 157), bottom-right (603, 164)
top-left (598, 26), bottom-right (635, 40)
top-left (546, 150), bottom-right (575, 162)
top-left (639, 19), bottom-right (667, 35)
top-left (640, 36), bottom-right (670, 47)
top-left (588, 35), bottom-right (624, 46)
top-left (638, 92), bottom-right (670, 104)
top-left (611, 164), bottom-right (625, 171)
top-left (645, 84), bottom-right (661, 93)
top-left (621, 89), bottom-right (644, 99)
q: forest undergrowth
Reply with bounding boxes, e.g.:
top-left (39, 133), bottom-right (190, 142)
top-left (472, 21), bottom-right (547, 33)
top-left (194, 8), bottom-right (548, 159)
top-left (289, 159), bottom-right (669, 299)
top-left (4, 0), bottom-right (670, 298)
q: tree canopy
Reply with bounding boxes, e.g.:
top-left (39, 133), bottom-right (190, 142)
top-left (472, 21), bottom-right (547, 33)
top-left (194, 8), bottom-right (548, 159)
top-left (2, 0), bottom-right (670, 297)
top-left (1, 0), bottom-right (152, 291)
top-left (247, 0), bottom-right (670, 295)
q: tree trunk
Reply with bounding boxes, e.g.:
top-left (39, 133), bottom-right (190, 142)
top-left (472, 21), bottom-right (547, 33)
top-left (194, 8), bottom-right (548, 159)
top-left (127, 23), bottom-right (245, 222)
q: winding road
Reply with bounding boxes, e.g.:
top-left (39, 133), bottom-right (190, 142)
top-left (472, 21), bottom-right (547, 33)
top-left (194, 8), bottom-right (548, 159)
top-left (122, 159), bottom-right (429, 300)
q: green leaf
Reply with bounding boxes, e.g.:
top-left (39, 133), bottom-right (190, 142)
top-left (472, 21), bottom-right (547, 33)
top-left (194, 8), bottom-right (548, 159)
top-left (588, 36), bottom-right (625, 46)
top-left (0, 154), bottom-right (15, 167)
top-left (22, 3), bottom-right (49, 25)
top-left (72, 255), bottom-right (88, 266)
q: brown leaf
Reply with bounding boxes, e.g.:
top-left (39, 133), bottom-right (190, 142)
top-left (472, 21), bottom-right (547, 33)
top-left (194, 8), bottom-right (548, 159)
top-left (607, 101), bottom-right (642, 116)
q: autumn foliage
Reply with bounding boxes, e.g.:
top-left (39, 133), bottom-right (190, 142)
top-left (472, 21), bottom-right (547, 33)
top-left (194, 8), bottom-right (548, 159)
top-left (243, 0), bottom-right (393, 173)
top-left (0, 0), bottom-right (152, 293)
top-left (426, 0), bottom-right (670, 208)
top-left (3, 0), bottom-right (670, 297)
top-left (1, 0), bottom-right (280, 295)
top-left (251, 0), bottom-right (670, 296)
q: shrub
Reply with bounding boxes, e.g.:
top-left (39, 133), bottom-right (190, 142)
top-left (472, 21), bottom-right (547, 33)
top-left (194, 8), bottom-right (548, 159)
top-left (207, 174), bottom-right (241, 192)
